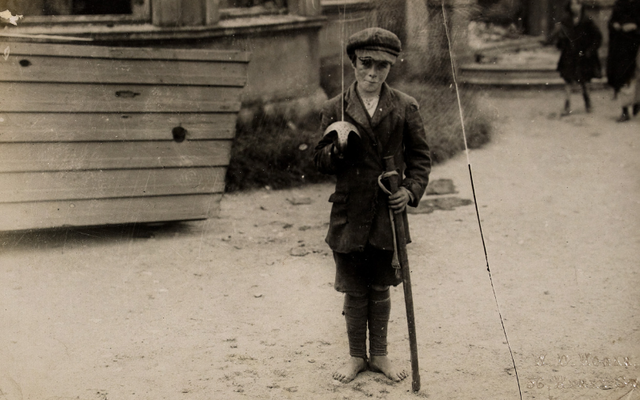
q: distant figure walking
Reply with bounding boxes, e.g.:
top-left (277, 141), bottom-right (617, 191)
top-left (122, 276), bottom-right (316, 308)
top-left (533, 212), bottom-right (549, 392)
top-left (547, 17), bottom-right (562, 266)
top-left (607, 0), bottom-right (640, 122)
top-left (555, 0), bottom-right (603, 116)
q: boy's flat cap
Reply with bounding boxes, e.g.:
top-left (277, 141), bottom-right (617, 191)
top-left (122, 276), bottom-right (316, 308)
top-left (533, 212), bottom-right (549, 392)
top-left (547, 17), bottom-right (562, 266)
top-left (346, 28), bottom-right (402, 64)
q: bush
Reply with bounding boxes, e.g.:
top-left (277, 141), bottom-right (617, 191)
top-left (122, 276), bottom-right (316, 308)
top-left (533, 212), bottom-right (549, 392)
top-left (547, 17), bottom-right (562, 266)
top-left (225, 82), bottom-right (491, 192)
top-left (393, 81), bottom-right (492, 164)
top-left (224, 100), bottom-right (329, 192)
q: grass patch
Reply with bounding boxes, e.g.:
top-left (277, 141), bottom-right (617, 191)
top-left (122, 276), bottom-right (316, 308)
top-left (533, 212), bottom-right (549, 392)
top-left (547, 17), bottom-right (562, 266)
top-left (225, 81), bottom-right (492, 192)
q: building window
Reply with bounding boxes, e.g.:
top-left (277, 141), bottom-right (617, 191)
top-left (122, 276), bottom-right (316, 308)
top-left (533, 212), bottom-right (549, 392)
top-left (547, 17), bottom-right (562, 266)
top-left (2, 0), bottom-right (149, 22)
top-left (68, 0), bottom-right (133, 15)
top-left (0, 0), bottom-right (139, 15)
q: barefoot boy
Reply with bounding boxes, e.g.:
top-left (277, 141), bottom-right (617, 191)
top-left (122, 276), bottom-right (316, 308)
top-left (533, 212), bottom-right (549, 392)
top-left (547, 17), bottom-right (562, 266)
top-left (314, 28), bottom-right (431, 383)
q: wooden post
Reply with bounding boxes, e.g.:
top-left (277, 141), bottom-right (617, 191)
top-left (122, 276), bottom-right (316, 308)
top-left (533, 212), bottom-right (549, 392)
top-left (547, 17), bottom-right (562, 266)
top-left (289, 0), bottom-right (322, 17)
top-left (179, 0), bottom-right (206, 26)
top-left (383, 156), bottom-right (421, 393)
top-left (206, 0), bottom-right (221, 25)
top-left (152, 0), bottom-right (180, 26)
top-left (151, 0), bottom-right (206, 27)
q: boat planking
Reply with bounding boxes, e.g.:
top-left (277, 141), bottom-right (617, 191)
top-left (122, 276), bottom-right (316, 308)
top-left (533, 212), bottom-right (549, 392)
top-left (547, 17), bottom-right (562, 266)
top-left (0, 41), bottom-right (250, 231)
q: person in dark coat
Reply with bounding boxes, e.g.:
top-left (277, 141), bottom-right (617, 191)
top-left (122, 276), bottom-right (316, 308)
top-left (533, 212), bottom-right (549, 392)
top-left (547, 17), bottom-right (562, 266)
top-left (555, 0), bottom-right (603, 116)
top-left (607, 0), bottom-right (640, 121)
top-left (314, 28), bottom-right (431, 383)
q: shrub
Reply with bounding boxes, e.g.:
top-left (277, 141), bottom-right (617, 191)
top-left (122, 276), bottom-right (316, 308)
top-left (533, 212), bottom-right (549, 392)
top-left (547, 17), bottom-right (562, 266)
top-left (224, 100), bottom-right (329, 192)
top-left (393, 81), bottom-right (492, 164)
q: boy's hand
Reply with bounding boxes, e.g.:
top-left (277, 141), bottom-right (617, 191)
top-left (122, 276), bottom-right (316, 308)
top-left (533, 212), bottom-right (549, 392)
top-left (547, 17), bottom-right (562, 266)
top-left (330, 131), bottom-right (362, 160)
top-left (388, 187), bottom-right (411, 214)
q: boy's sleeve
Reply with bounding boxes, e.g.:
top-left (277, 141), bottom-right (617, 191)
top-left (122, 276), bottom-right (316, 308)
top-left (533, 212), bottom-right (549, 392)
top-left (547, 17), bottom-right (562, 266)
top-left (401, 100), bottom-right (431, 208)
top-left (314, 101), bottom-right (340, 175)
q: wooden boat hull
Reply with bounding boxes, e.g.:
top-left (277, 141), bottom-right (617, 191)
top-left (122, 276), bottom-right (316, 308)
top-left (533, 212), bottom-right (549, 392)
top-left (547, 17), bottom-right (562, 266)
top-left (0, 41), bottom-right (250, 231)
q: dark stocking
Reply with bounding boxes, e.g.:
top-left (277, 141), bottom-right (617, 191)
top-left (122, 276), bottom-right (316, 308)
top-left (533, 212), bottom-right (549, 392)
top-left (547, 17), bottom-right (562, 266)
top-left (368, 287), bottom-right (391, 357)
top-left (582, 83), bottom-right (591, 112)
top-left (343, 292), bottom-right (368, 359)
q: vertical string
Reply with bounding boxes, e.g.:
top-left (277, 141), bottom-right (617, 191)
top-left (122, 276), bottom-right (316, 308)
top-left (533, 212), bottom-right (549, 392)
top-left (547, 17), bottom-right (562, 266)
top-left (341, 4), bottom-right (346, 122)
top-left (440, 2), bottom-right (523, 400)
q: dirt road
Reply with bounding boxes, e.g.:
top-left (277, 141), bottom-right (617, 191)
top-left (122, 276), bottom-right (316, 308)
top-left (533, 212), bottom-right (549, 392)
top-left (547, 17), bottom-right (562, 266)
top-left (1, 88), bottom-right (638, 400)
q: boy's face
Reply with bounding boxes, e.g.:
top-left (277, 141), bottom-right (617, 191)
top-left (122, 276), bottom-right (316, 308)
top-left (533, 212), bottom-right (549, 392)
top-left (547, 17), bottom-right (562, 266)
top-left (353, 57), bottom-right (391, 96)
top-left (570, 0), bottom-right (582, 15)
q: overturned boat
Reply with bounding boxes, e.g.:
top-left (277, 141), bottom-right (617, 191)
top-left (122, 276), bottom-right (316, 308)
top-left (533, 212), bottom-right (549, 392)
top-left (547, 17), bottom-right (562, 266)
top-left (0, 41), bottom-right (250, 231)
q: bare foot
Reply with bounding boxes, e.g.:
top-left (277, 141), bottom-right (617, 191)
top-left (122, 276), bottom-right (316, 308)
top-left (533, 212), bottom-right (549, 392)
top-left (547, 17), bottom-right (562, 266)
top-left (332, 357), bottom-right (368, 383)
top-left (369, 355), bottom-right (408, 382)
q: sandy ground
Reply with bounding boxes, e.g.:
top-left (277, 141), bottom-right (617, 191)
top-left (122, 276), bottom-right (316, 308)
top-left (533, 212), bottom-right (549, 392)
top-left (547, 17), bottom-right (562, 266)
top-left (1, 88), bottom-right (639, 400)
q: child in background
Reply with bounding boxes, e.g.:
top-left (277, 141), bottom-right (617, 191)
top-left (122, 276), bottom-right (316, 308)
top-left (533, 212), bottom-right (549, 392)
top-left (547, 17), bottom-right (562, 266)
top-left (555, 0), bottom-right (603, 116)
top-left (607, 0), bottom-right (640, 122)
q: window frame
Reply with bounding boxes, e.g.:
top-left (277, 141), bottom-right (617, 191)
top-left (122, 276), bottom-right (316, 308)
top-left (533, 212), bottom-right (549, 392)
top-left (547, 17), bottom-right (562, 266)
top-left (16, 0), bottom-right (150, 25)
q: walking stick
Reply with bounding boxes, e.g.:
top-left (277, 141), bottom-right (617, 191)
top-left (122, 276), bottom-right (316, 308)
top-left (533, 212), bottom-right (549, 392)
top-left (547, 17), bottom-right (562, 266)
top-left (382, 155), bottom-right (421, 393)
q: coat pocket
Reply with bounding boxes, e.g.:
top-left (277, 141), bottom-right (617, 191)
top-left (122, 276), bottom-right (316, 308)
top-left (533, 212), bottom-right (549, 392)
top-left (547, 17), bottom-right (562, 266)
top-left (328, 192), bottom-right (348, 225)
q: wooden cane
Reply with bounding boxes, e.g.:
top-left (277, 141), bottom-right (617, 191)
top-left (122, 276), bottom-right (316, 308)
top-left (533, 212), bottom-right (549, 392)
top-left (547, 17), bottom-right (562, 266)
top-left (382, 155), bottom-right (421, 393)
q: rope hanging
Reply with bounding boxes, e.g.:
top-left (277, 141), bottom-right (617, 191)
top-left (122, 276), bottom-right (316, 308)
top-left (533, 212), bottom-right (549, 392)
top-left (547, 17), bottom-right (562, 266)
top-left (440, 2), bottom-right (523, 399)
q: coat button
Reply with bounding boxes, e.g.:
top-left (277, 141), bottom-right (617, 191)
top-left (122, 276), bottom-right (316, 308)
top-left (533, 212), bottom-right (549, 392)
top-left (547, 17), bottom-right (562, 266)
top-left (372, 142), bottom-right (378, 147)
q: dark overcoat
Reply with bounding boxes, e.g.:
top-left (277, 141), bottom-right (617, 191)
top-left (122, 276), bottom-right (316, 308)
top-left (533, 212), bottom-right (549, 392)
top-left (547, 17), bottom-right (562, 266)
top-left (556, 13), bottom-right (603, 83)
top-left (607, 0), bottom-right (640, 90)
top-left (314, 82), bottom-right (431, 254)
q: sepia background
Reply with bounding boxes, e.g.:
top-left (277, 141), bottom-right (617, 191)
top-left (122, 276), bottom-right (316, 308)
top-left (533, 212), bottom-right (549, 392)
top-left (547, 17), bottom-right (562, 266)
top-left (0, 0), bottom-right (638, 399)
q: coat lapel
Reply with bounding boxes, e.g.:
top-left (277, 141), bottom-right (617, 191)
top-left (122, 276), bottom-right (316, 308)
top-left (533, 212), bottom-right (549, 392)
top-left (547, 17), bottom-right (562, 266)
top-left (344, 82), bottom-right (399, 161)
top-left (345, 83), bottom-right (376, 142)
top-left (370, 83), bottom-right (396, 154)
top-left (370, 83), bottom-right (395, 128)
